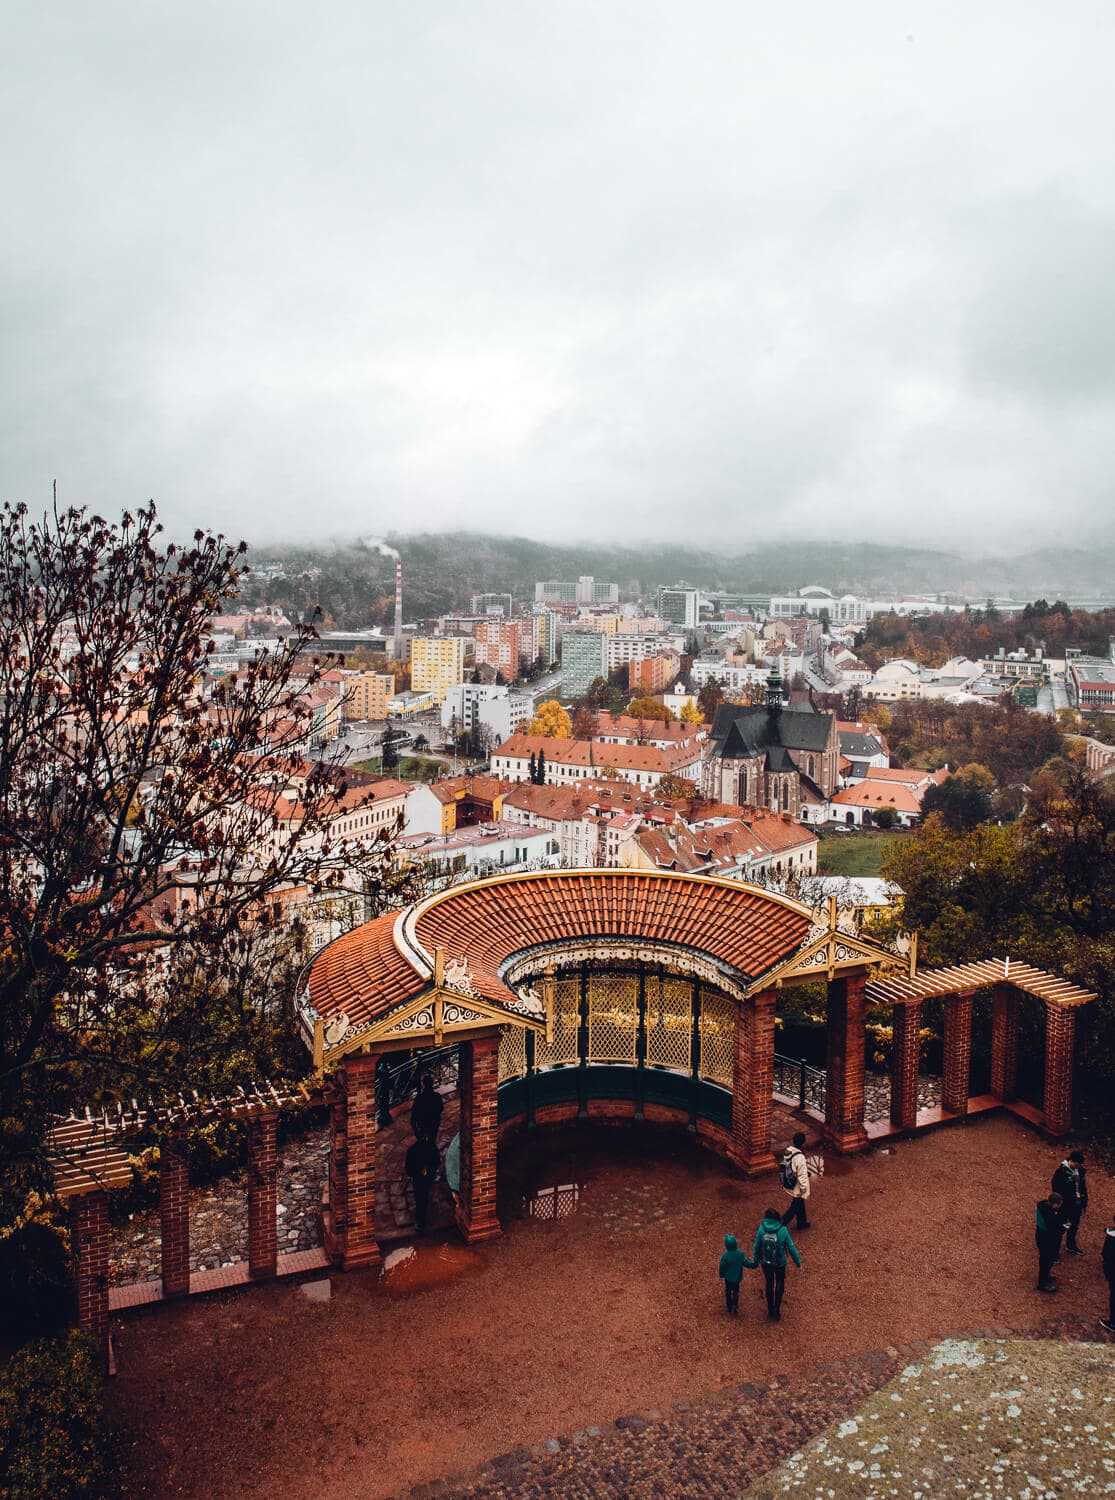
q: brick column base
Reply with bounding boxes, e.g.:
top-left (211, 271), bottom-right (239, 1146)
top-left (889, 1000), bottom-right (921, 1131)
top-left (942, 992), bottom-right (974, 1116)
top-left (159, 1125), bottom-right (190, 1298)
top-left (457, 1035), bottom-right (502, 1243)
top-left (247, 1111), bottom-right (279, 1279)
top-left (1042, 1002), bottom-right (1076, 1137)
top-left (73, 1191), bottom-right (110, 1347)
top-left (730, 990), bottom-right (777, 1176)
top-left (824, 972), bottom-right (869, 1155)
top-left (990, 983), bottom-right (1019, 1103)
top-left (333, 1053), bottom-right (382, 1270)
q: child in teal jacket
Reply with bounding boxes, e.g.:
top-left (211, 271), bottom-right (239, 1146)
top-left (718, 1232), bottom-right (753, 1315)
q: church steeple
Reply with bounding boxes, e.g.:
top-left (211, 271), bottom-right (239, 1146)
top-left (766, 665), bottom-right (784, 715)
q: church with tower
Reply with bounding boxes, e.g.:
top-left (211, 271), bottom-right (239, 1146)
top-left (701, 673), bottom-right (839, 817)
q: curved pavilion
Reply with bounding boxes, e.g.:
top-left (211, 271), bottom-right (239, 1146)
top-left (299, 868), bottom-right (1095, 1269)
top-left (50, 870), bottom-right (1098, 1345)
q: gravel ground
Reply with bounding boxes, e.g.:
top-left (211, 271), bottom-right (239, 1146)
top-left (106, 1112), bottom-right (1113, 1500)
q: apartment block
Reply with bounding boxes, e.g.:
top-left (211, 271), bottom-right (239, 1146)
top-left (410, 635), bottom-right (468, 705)
top-left (344, 671), bottom-right (394, 720)
top-left (560, 631), bottom-right (609, 698)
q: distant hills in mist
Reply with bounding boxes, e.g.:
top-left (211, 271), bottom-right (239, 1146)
top-left (245, 533), bottom-right (1115, 626)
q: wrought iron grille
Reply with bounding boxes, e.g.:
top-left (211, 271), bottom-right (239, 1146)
top-left (498, 1024), bottom-right (528, 1082)
top-left (773, 1052), bottom-right (826, 1112)
top-left (588, 970), bottom-right (638, 1063)
top-left (381, 1044), bottom-right (459, 1113)
top-left (698, 988), bottom-right (734, 1086)
top-left (645, 974), bottom-right (692, 1073)
top-left (534, 976), bottom-right (580, 1069)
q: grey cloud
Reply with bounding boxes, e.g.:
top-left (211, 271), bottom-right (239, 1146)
top-left (2, 1), bottom-right (1114, 549)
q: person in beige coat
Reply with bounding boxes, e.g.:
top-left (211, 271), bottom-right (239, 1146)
top-left (779, 1130), bottom-right (811, 1231)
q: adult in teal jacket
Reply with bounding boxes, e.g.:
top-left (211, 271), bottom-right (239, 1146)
top-left (718, 1232), bottom-right (753, 1315)
top-left (752, 1208), bottom-right (802, 1321)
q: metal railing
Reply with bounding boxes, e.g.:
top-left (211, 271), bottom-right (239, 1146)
top-left (377, 1044), bottom-right (460, 1124)
top-left (773, 1052), bottom-right (826, 1113)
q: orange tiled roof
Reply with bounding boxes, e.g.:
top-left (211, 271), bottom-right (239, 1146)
top-left (307, 870), bottom-right (813, 1028)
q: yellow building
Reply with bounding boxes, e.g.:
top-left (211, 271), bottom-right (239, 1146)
top-left (344, 671), bottom-right (394, 720)
top-left (409, 636), bottom-right (467, 705)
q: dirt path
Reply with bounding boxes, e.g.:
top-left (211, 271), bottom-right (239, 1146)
top-left (107, 1113), bottom-right (1112, 1499)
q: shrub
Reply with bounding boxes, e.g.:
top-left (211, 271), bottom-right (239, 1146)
top-left (0, 1332), bottom-right (118, 1498)
top-left (0, 1215), bottom-right (74, 1343)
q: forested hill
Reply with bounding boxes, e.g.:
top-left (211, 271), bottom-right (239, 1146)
top-left (238, 532), bottom-right (1115, 629)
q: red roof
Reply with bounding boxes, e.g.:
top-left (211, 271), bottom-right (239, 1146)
top-left (307, 870), bottom-right (813, 1029)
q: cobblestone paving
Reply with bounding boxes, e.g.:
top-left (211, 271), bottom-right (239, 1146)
top-left (863, 1071), bottom-right (941, 1122)
top-left (407, 1318), bottom-right (1103, 1500)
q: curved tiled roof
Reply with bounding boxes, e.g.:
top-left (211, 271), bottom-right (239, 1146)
top-left (307, 869), bottom-right (814, 1030)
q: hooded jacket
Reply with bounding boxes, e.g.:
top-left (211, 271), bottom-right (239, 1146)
top-left (752, 1214), bottom-right (802, 1270)
top-left (781, 1146), bottom-right (810, 1200)
top-left (718, 1233), bottom-right (750, 1283)
top-left (1035, 1197), bottom-right (1065, 1245)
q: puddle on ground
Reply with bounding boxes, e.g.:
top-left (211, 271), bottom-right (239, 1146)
top-left (522, 1182), bottom-right (582, 1220)
top-left (381, 1240), bottom-right (478, 1295)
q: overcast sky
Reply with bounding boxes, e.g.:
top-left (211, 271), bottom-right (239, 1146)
top-left (2, 3), bottom-right (1113, 552)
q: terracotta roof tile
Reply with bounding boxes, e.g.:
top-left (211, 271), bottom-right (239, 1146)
top-left (308, 870), bottom-right (813, 1028)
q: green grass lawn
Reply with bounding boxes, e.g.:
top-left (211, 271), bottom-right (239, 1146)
top-left (816, 827), bottom-right (912, 877)
top-left (352, 754), bottom-right (443, 782)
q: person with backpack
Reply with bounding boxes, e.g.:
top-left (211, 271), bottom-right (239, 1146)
top-left (717, 1232), bottom-right (752, 1315)
top-left (1051, 1151), bottom-right (1088, 1254)
top-left (779, 1131), bottom-right (811, 1231)
top-left (751, 1207), bottom-right (802, 1321)
top-left (1035, 1191), bottom-right (1065, 1293)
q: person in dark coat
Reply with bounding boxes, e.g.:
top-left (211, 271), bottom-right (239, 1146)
top-left (1101, 1213), bottom-right (1115, 1335)
top-left (751, 1207), bottom-right (802, 1321)
top-left (405, 1135), bottom-right (440, 1231)
top-left (1051, 1150), bottom-right (1088, 1254)
top-left (1035, 1191), bottom-right (1064, 1292)
top-left (718, 1233), bottom-right (752, 1315)
top-left (411, 1074), bottom-right (444, 1143)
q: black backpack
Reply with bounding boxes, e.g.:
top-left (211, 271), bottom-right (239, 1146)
top-left (760, 1228), bottom-right (781, 1267)
top-left (779, 1153), bottom-right (800, 1192)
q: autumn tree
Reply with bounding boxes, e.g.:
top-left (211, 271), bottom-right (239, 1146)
top-left (527, 699), bottom-right (572, 738)
top-left (627, 696), bottom-right (675, 723)
top-left (696, 678), bottom-right (725, 720)
top-left (571, 706), bottom-right (599, 739)
top-left (0, 500), bottom-right (415, 1204)
top-left (679, 700), bottom-right (702, 724)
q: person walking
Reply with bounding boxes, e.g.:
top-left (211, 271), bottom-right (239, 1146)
top-left (411, 1073), bottom-right (444, 1143)
top-left (1101, 1214), bottom-right (1115, 1335)
top-left (752, 1207), bottom-right (802, 1321)
top-left (779, 1131), bottom-right (811, 1231)
top-left (718, 1233), bottom-right (751, 1315)
top-left (405, 1134), bottom-right (441, 1232)
top-left (1051, 1150), bottom-right (1088, 1254)
top-left (1035, 1190), bottom-right (1065, 1293)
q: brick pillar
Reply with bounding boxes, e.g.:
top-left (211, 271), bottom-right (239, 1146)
top-left (159, 1124), bottom-right (191, 1298)
top-left (730, 989), bottom-right (777, 1175)
top-left (1042, 1002), bottom-right (1076, 1137)
top-left (942, 991), bottom-right (974, 1116)
top-left (325, 1094), bottom-right (348, 1263)
top-left (72, 1190), bottom-right (110, 1347)
top-left (990, 982), bottom-right (1019, 1103)
top-left (247, 1111), bottom-right (280, 1279)
top-left (824, 971), bottom-right (869, 1154)
top-left (889, 999), bottom-right (922, 1131)
top-left (457, 1034), bottom-right (501, 1243)
top-left (334, 1053), bottom-right (381, 1270)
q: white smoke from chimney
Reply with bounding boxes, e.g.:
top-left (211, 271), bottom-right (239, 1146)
top-left (360, 535), bottom-right (400, 561)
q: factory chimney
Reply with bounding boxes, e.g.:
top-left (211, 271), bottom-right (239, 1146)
top-left (393, 557), bottom-right (404, 662)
